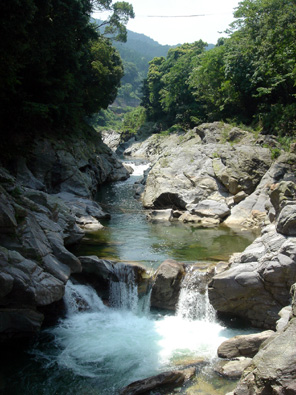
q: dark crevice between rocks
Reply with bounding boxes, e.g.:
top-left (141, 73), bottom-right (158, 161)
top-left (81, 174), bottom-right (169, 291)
top-left (153, 192), bottom-right (187, 210)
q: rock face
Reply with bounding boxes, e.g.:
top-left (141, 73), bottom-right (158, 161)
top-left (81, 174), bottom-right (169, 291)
top-left (233, 308), bottom-right (296, 394)
top-left (125, 123), bottom-right (274, 227)
top-left (224, 154), bottom-right (296, 228)
top-left (217, 330), bottom-right (274, 359)
top-left (0, 131), bottom-right (129, 340)
top-left (151, 259), bottom-right (185, 310)
top-left (208, 181), bottom-right (296, 329)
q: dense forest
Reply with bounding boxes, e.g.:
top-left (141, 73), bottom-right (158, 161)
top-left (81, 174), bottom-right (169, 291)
top-left (0, 0), bottom-right (134, 147)
top-left (1, 0), bottom-right (295, 148)
top-left (140, 0), bottom-right (296, 136)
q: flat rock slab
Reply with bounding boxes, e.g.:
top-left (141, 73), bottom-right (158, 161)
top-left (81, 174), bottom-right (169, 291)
top-left (119, 368), bottom-right (195, 395)
top-left (218, 330), bottom-right (274, 359)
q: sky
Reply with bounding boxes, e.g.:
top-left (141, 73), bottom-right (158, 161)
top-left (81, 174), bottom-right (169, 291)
top-left (93, 0), bottom-right (241, 46)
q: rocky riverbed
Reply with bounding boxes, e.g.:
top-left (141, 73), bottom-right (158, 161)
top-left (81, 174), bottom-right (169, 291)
top-left (1, 122), bottom-right (296, 393)
top-left (0, 131), bottom-right (130, 341)
top-left (104, 121), bottom-right (296, 394)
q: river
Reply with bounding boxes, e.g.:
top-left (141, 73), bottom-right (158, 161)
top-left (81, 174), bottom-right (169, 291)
top-left (2, 160), bottom-right (258, 394)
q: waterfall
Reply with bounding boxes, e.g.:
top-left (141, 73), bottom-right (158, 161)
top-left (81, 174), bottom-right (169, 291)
top-left (109, 262), bottom-right (152, 314)
top-left (64, 280), bottom-right (106, 315)
top-left (109, 263), bottom-right (138, 311)
top-left (177, 266), bottom-right (216, 322)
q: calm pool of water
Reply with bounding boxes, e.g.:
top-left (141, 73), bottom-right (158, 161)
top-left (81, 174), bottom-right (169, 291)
top-left (71, 160), bottom-right (257, 269)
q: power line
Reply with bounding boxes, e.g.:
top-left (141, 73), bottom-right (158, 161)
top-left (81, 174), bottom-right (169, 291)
top-left (139, 12), bottom-right (232, 18)
top-left (147, 14), bottom-right (207, 18)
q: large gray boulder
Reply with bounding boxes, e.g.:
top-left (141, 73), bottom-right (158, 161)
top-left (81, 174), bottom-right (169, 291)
top-left (230, 284), bottom-right (296, 394)
top-left (233, 317), bottom-right (296, 394)
top-left (208, 224), bottom-right (296, 328)
top-left (17, 134), bottom-right (129, 198)
top-left (125, 123), bottom-right (272, 225)
top-left (217, 330), bottom-right (274, 359)
top-left (151, 260), bottom-right (185, 310)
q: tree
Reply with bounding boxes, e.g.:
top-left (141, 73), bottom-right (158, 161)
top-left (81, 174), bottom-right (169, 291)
top-left (0, 0), bottom-right (134, 140)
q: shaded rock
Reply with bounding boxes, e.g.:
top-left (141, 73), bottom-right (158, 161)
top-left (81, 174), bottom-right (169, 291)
top-left (42, 254), bottom-right (71, 284)
top-left (79, 256), bottom-right (117, 282)
top-left (214, 357), bottom-right (252, 379)
top-left (119, 368), bottom-right (195, 395)
top-left (26, 136), bottom-right (129, 197)
top-left (0, 272), bottom-right (14, 299)
top-left (151, 259), bottom-right (185, 310)
top-left (0, 193), bottom-right (17, 232)
top-left (217, 330), bottom-right (274, 359)
top-left (276, 203), bottom-right (296, 236)
top-left (46, 231), bottom-right (81, 273)
top-left (56, 192), bottom-right (110, 220)
top-left (16, 157), bottom-right (45, 190)
top-left (0, 309), bottom-right (44, 340)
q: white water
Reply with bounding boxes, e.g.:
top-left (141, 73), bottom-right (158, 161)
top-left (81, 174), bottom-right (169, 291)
top-left (40, 277), bottom-right (248, 393)
top-left (109, 263), bottom-right (139, 312)
top-left (177, 266), bottom-right (216, 322)
top-left (29, 162), bottom-right (255, 394)
top-left (128, 161), bottom-right (150, 176)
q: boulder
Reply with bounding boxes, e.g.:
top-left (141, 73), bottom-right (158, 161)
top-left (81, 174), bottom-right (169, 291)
top-left (234, 318), bottom-right (296, 394)
top-left (217, 330), bottom-right (274, 359)
top-left (146, 209), bottom-right (173, 222)
top-left (276, 203), bottom-right (296, 236)
top-left (0, 308), bottom-right (44, 340)
top-left (276, 306), bottom-right (292, 331)
top-left (214, 357), bottom-right (252, 379)
top-left (25, 136), bottom-right (129, 197)
top-left (187, 199), bottom-right (230, 220)
top-left (232, 283), bottom-right (296, 394)
top-left (225, 156), bottom-right (296, 228)
top-left (208, 224), bottom-right (296, 328)
top-left (151, 260), bottom-right (185, 310)
top-left (126, 123), bottom-right (272, 227)
top-left (79, 256), bottom-right (117, 281)
top-left (119, 368), bottom-right (195, 395)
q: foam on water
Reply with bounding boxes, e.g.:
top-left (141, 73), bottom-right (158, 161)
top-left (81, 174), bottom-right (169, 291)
top-left (38, 280), bottom-right (239, 393)
top-left (127, 161), bottom-right (150, 176)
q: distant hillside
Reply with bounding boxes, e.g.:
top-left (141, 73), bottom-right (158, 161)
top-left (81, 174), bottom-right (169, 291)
top-left (93, 19), bottom-right (214, 108)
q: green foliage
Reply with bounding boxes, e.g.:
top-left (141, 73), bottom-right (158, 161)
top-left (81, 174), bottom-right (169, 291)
top-left (141, 0), bottom-right (296, 137)
top-left (96, 1), bottom-right (135, 42)
top-left (141, 41), bottom-right (207, 127)
top-left (122, 106), bottom-right (146, 134)
top-left (0, 0), bottom-right (134, 146)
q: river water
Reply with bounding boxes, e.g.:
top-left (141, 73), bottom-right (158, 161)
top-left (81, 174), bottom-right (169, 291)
top-left (2, 160), bottom-right (258, 395)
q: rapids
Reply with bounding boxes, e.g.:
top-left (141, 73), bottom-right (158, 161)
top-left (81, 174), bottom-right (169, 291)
top-left (2, 160), bottom-right (257, 394)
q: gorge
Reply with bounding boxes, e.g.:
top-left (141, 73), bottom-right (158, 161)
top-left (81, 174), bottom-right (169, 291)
top-left (1, 122), bottom-right (296, 394)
